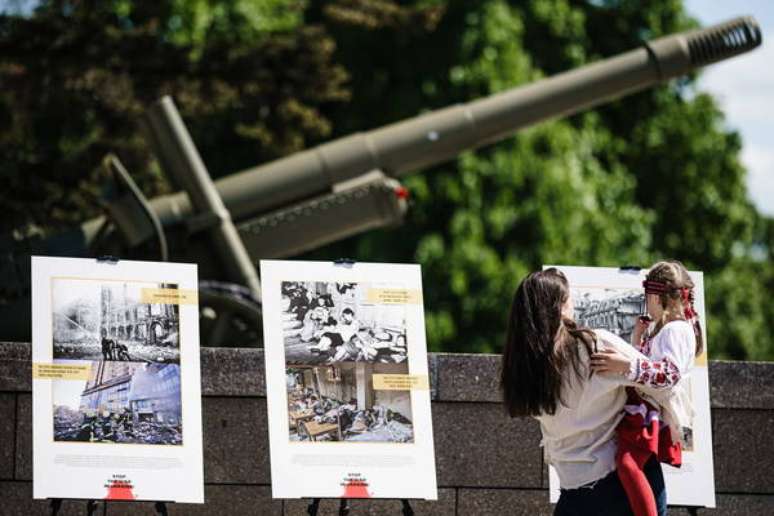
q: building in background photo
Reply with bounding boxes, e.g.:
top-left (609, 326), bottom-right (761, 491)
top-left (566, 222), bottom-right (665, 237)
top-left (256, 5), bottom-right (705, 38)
top-left (52, 279), bottom-right (180, 364)
top-left (53, 360), bottom-right (183, 445)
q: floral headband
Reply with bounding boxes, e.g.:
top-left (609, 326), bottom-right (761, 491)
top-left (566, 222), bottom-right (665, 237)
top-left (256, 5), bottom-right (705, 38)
top-left (642, 280), bottom-right (697, 320)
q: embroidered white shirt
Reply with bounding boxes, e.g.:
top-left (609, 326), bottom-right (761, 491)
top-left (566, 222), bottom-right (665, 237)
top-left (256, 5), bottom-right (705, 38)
top-left (536, 328), bottom-right (691, 489)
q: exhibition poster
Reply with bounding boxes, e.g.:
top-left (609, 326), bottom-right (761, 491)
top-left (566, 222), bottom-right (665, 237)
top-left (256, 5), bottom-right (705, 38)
top-left (546, 265), bottom-right (715, 508)
top-left (32, 256), bottom-right (204, 503)
top-left (261, 260), bottom-right (438, 500)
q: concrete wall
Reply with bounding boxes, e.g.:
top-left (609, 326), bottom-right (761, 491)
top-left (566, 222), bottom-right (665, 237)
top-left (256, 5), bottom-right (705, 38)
top-left (1, 342), bottom-right (772, 515)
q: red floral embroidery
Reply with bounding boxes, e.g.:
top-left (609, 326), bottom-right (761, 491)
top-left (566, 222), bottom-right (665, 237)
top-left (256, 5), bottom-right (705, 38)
top-left (638, 336), bottom-right (652, 356)
top-left (632, 356), bottom-right (681, 389)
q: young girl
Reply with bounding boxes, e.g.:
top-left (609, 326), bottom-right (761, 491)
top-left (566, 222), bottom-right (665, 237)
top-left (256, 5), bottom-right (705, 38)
top-left (591, 260), bottom-right (703, 516)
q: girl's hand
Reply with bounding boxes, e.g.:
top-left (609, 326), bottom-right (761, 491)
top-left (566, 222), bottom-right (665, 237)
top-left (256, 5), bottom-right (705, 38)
top-left (631, 316), bottom-right (650, 346)
top-left (590, 348), bottom-right (632, 375)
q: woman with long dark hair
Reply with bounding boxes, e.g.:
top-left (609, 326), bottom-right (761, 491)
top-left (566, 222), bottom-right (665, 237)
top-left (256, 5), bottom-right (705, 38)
top-left (501, 268), bottom-right (667, 515)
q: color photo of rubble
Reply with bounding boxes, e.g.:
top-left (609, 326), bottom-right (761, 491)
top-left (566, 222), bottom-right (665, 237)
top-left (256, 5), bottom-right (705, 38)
top-left (52, 278), bottom-right (180, 364)
top-left (287, 363), bottom-right (413, 443)
top-left (282, 281), bottom-right (408, 365)
top-left (53, 360), bottom-right (183, 445)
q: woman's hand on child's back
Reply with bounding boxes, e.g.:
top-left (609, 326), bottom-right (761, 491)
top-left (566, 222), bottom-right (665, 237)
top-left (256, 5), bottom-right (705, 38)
top-left (590, 348), bottom-right (632, 376)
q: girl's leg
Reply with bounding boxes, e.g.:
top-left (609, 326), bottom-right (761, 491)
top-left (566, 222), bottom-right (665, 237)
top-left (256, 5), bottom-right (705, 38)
top-left (617, 450), bottom-right (658, 516)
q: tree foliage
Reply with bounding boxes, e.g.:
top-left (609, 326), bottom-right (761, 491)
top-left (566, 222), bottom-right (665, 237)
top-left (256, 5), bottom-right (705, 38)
top-left (0, 0), bottom-right (771, 359)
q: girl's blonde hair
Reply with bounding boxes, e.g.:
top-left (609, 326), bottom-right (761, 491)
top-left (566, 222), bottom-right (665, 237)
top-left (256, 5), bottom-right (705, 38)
top-left (646, 260), bottom-right (704, 356)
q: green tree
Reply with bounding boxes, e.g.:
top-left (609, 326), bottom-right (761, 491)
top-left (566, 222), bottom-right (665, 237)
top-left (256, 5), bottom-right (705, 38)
top-left (0, 0), bottom-right (770, 360)
top-left (0, 0), bottom-right (348, 231)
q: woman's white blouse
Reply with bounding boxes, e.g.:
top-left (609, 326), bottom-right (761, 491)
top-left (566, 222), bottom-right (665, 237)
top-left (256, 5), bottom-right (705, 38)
top-left (535, 329), bottom-right (687, 489)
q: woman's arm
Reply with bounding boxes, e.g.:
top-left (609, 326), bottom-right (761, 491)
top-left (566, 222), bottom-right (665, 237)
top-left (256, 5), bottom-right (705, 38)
top-left (592, 346), bottom-right (681, 389)
top-left (590, 329), bottom-right (685, 392)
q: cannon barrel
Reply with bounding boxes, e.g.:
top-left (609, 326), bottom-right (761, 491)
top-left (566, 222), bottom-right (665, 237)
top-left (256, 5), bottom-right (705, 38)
top-left (144, 16), bottom-right (761, 230)
top-left (0, 16), bottom-right (762, 344)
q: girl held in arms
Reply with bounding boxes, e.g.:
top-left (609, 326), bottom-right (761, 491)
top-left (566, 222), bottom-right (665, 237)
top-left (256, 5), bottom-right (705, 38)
top-left (591, 260), bottom-right (702, 516)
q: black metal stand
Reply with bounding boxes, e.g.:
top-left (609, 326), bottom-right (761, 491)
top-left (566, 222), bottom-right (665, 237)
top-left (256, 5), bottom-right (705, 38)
top-left (48, 499), bottom-right (61, 516)
top-left (48, 498), bottom-right (170, 515)
top-left (306, 498), bottom-right (413, 515)
top-left (48, 499), bottom-right (100, 516)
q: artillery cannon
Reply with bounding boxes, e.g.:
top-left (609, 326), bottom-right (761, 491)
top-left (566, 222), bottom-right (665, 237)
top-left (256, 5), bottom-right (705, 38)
top-left (0, 16), bottom-right (762, 346)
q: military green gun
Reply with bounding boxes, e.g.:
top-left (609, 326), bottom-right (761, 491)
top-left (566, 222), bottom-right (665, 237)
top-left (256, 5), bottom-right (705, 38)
top-left (0, 16), bottom-right (761, 346)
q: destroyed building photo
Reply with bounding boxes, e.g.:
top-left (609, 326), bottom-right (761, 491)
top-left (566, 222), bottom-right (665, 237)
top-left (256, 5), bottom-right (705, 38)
top-left (286, 362), bottom-right (413, 443)
top-left (573, 288), bottom-right (645, 343)
top-left (53, 360), bottom-right (183, 445)
top-left (282, 281), bottom-right (408, 365)
top-left (52, 278), bottom-right (180, 364)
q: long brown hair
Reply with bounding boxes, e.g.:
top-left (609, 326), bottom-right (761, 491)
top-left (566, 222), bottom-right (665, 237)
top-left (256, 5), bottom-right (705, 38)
top-left (646, 260), bottom-right (704, 356)
top-left (500, 268), bottom-right (596, 417)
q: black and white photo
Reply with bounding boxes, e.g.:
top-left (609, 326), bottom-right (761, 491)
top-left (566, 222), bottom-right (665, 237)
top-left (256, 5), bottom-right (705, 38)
top-left (282, 281), bottom-right (408, 364)
top-left (572, 287), bottom-right (645, 344)
top-left (52, 278), bottom-right (180, 364)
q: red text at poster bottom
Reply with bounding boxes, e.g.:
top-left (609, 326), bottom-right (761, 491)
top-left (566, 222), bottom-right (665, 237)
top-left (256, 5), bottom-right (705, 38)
top-left (341, 473), bottom-right (371, 498)
top-left (104, 475), bottom-right (136, 500)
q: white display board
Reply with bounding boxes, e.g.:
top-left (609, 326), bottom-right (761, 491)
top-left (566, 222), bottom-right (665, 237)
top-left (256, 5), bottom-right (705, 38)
top-left (261, 260), bottom-right (437, 500)
top-left (546, 265), bottom-right (715, 508)
top-left (32, 256), bottom-right (204, 503)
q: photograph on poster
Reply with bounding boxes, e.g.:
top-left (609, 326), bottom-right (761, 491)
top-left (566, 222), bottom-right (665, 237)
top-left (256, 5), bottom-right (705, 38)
top-left (287, 362), bottom-right (413, 443)
top-left (52, 278), bottom-right (180, 364)
top-left (52, 360), bottom-right (183, 445)
top-left (573, 287), bottom-right (644, 344)
top-left (282, 281), bottom-right (408, 365)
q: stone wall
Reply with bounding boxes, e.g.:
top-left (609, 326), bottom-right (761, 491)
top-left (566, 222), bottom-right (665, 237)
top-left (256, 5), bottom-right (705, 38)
top-left (1, 342), bottom-right (772, 515)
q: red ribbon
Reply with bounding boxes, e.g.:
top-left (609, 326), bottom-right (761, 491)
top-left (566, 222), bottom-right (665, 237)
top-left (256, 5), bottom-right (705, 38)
top-left (681, 288), bottom-right (697, 320)
top-left (643, 281), bottom-right (697, 320)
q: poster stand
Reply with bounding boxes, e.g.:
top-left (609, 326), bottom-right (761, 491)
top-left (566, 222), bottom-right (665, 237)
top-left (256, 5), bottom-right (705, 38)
top-left (48, 498), bottom-right (171, 515)
top-left (306, 498), bottom-right (414, 515)
top-left (302, 258), bottom-right (416, 515)
top-left (48, 498), bottom-right (96, 516)
top-left (45, 256), bottom-right (176, 515)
